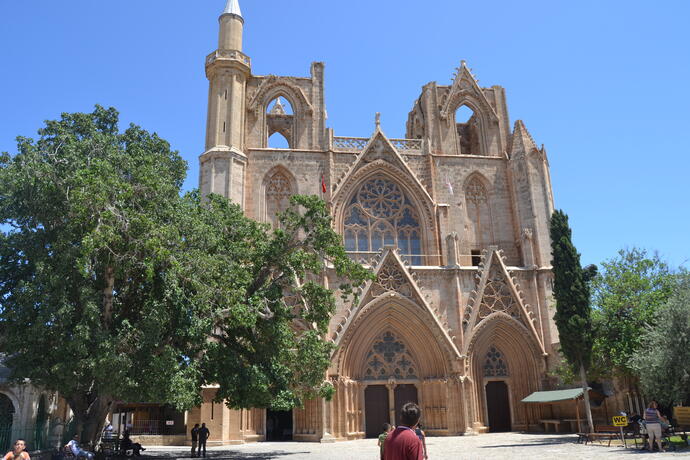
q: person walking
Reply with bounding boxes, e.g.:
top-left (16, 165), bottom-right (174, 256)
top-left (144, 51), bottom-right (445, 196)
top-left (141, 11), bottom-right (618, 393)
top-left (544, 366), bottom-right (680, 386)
top-left (384, 403), bottom-right (424, 460)
top-left (198, 423), bottom-right (210, 458)
top-left (414, 424), bottom-right (428, 459)
top-left (3, 439), bottom-right (30, 460)
top-left (644, 401), bottom-right (665, 452)
top-left (190, 424), bottom-right (200, 457)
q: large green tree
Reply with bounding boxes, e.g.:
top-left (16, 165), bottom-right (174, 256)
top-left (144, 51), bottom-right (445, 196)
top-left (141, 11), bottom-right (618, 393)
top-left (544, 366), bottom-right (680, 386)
top-left (590, 248), bottom-right (675, 379)
top-left (0, 106), bottom-right (370, 445)
top-left (631, 273), bottom-right (690, 406)
top-left (549, 210), bottom-right (596, 432)
top-left (182, 192), bottom-right (371, 410)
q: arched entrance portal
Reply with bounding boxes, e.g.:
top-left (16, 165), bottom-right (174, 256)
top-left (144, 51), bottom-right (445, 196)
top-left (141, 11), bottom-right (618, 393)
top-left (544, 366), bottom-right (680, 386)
top-left (485, 381), bottom-right (511, 432)
top-left (0, 394), bottom-right (15, 452)
top-left (394, 385), bottom-right (419, 426)
top-left (364, 385), bottom-right (389, 438)
top-left (266, 410), bottom-right (293, 441)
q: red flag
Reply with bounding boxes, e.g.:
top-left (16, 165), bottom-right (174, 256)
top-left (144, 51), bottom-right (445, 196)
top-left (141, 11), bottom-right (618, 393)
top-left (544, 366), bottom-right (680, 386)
top-left (321, 174), bottom-right (327, 194)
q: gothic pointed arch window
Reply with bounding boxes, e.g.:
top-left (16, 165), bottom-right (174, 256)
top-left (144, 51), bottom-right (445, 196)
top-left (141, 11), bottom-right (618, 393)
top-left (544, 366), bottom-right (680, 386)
top-left (266, 96), bottom-right (294, 148)
top-left (455, 104), bottom-right (481, 155)
top-left (464, 176), bottom-right (494, 252)
top-left (344, 177), bottom-right (422, 265)
top-left (483, 346), bottom-right (509, 377)
top-left (0, 393), bottom-right (14, 452)
top-left (265, 169), bottom-right (294, 227)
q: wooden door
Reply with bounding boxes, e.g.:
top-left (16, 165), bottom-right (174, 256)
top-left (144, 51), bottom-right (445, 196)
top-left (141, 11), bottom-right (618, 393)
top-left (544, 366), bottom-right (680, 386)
top-left (365, 385), bottom-right (390, 438)
top-left (394, 384), bottom-right (419, 426)
top-left (485, 381), bottom-right (511, 432)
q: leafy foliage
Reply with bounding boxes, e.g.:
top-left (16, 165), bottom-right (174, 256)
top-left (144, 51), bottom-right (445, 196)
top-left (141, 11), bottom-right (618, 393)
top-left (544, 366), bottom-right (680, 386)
top-left (631, 273), bottom-right (690, 406)
top-left (549, 210), bottom-right (594, 371)
top-left (0, 106), bottom-right (370, 443)
top-left (590, 248), bottom-right (675, 379)
top-left (0, 106), bottom-right (202, 444)
top-left (186, 193), bottom-right (372, 410)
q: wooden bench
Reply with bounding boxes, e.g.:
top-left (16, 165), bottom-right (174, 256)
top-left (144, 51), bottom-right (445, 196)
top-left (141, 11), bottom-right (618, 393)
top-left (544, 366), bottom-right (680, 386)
top-left (539, 419), bottom-right (562, 433)
top-left (578, 425), bottom-right (622, 446)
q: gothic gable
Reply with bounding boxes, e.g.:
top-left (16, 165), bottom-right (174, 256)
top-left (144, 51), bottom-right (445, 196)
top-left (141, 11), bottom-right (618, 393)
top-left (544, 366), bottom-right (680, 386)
top-left (331, 128), bottom-right (433, 206)
top-left (331, 248), bottom-right (461, 363)
top-left (440, 61), bottom-right (498, 122)
top-left (462, 247), bottom-right (545, 355)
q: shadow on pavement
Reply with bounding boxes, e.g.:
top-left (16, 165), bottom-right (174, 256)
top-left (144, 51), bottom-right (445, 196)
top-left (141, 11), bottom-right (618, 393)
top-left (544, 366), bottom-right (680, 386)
top-left (142, 451), bottom-right (309, 460)
top-left (479, 433), bottom-right (579, 448)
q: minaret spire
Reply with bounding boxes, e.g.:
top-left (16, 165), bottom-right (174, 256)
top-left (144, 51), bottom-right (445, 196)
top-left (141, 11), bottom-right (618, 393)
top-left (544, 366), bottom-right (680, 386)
top-left (218, 0), bottom-right (244, 51)
top-left (222, 0), bottom-right (242, 18)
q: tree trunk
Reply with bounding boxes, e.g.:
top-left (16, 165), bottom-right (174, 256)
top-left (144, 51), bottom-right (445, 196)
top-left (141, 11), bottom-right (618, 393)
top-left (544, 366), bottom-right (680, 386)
top-left (579, 362), bottom-right (594, 433)
top-left (69, 395), bottom-right (113, 448)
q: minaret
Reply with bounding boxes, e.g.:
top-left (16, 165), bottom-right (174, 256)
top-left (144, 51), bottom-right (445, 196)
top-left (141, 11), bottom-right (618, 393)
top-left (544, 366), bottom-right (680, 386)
top-left (200, 0), bottom-right (251, 205)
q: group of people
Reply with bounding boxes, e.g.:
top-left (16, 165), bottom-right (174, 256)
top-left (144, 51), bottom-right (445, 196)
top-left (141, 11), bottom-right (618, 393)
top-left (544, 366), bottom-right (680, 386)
top-left (189, 423), bottom-right (210, 458)
top-left (377, 403), bottom-right (428, 460)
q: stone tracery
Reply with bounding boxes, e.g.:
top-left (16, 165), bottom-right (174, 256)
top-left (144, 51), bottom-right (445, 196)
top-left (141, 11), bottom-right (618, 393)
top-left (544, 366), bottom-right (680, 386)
top-left (363, 331), bottom-right (418, 380)
top-left (483, 346), bottom-right (509, 377)
top-left (478, 265), bottom-right (520, 320)
top-left (265, 170), bottom-right (293, 227)
top-left (344, 177), bottom-right (422, 264)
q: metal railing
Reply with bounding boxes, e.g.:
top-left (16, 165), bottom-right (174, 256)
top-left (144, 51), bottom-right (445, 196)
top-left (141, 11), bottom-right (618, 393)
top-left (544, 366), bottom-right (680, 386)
top-left (128, 420), bottom-right (162, 436)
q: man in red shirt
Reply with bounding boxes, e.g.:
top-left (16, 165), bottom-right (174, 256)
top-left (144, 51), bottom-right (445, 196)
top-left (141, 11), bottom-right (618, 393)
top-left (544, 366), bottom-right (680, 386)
top-left (384, 403), bottom-right (424, 460)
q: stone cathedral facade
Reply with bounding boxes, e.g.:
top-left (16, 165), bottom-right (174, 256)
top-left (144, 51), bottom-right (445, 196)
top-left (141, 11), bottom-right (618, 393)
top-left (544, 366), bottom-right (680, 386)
top-left (190, 0), bottom-right (561, 443)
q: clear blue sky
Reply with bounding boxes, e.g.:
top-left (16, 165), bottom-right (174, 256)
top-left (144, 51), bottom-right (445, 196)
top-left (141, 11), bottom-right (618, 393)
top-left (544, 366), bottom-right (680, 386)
top-left (1, 0), bottom-right (688, 268)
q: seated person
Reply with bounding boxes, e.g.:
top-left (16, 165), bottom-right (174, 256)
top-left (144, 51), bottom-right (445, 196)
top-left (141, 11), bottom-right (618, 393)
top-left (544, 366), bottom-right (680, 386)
top-left (3, 439), bottom-right (30, 460)
top-left (120, 432), bottom-right (145, 457)
top-left (102, 422), bottom-right (115, 441)
top-left (66, 435), bottom-right (94, 460)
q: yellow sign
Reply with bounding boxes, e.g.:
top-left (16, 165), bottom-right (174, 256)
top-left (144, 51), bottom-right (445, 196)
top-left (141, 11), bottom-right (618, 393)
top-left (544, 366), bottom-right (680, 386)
top-left (612, 415), bottom-right (628, 426)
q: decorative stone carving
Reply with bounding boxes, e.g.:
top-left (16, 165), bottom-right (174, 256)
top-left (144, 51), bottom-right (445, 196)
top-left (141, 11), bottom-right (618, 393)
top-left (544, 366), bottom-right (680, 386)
top-left (363, 331), bottom-right (418, 380)
top-left (478, 266), bottom-right (520, 320)
top-left (483, 346), bottom-right (509, 377)
top-left (344, 177), bottom-right (422, 265)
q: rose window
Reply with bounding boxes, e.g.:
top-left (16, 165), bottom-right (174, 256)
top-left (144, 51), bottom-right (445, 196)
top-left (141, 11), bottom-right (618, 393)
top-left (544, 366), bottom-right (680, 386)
top-left (344, 177), bottom-right (422, 264)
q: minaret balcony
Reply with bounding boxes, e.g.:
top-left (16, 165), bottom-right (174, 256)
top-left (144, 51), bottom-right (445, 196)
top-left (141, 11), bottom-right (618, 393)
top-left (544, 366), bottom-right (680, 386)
top-left (205, 49), bottom-right (251, 68)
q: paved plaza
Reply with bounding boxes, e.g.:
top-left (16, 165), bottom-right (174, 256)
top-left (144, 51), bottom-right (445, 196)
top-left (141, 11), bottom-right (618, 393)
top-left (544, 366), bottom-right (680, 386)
top-left (145, 433), bottom-right (690, 459)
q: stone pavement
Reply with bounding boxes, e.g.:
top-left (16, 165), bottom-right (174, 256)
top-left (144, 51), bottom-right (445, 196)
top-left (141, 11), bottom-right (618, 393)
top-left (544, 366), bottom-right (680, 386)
top-left (143, 433), bottom-right (690, 459)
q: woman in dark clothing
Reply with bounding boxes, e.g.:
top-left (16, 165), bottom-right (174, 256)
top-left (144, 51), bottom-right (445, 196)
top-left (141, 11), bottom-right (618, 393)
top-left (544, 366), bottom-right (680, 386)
top-left (414, 424), bottom-right (428, 459)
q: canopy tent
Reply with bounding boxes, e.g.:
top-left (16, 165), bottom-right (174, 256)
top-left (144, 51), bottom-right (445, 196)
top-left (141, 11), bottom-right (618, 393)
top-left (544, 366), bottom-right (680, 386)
top-left (521, 388), bottom-right (588, 403)
top-left (521, 388), bottom-right (595, 433)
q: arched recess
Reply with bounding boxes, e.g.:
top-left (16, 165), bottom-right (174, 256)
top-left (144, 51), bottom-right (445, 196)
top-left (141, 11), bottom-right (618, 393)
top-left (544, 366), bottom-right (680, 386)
top-left (467, 313), bottom-right (544, 430)
top-left (266, 97), bottom-right (294, 149)
top-left (463, 173), bottom-right (495, 254)
top-left (34, 394), bottom-right (47, 449)
top-left (335, 168), bottom-right (436, 265)
top-left (261, 165), bottom-right (297, 227)
top-left (455, 104), bottom-right (482, 156)
top-left (249, 80), bottom-right (313, 149)
top-left (451, 98), bottom-right (491, 156)
top-left (0, 393), bottom-right (16, 452)
top-left (335, 297), bottom-right (452, 380)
